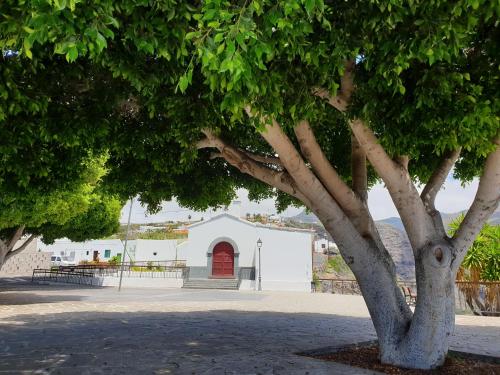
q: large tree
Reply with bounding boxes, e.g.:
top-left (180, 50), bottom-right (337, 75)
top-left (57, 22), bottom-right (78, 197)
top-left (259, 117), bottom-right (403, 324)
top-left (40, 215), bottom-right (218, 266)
top-left (1, 0), bottom-right (499, 370)
top-left (0, 44), bottom-right (128, 268)
top-left (0, 155), bottom-right (123, 268)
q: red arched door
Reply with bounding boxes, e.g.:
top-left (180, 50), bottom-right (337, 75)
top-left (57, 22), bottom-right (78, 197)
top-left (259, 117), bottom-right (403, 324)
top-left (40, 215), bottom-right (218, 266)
top-left (212, 242), bottom-right (234, 277)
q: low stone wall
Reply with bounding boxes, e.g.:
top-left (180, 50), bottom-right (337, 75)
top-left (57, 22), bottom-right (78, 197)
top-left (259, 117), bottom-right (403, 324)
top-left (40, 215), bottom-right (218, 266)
top-left (0, 251), bottom-right (51, 276)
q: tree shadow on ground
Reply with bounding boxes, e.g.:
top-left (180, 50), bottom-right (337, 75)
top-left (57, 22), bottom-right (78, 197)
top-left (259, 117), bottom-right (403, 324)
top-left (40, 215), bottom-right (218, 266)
top-left (0, 292), bottom-right (87, 305)
top-left (0, 309), bottom-right (377, 374)
top-left (0, 309), bottom-right (498, 374)
top-left (0, 276), bottom-right (106, 292)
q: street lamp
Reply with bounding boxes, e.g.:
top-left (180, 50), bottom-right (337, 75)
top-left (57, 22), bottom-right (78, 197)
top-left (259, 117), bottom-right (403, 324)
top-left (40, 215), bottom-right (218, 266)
top-left (257, 238), bottom-right (262, 291)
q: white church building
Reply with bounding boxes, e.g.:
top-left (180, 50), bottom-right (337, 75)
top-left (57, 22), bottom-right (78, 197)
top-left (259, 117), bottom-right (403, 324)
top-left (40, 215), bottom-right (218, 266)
top-left (179, 213), bottom-right (314, 292)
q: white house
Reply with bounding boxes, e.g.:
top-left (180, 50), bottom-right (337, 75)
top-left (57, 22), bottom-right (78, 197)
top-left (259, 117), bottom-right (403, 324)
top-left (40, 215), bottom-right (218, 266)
top-left (179, 213), bottom-right (313, 292)
top-left (313, 238), bottom-right (338, 253)
top-left (39, 239), bottom-right (124, 264)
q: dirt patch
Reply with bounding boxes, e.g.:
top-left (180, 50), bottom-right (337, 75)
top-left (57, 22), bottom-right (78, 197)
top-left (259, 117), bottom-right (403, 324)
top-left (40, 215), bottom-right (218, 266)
top-left (307, 345), bottom-right (500, 374)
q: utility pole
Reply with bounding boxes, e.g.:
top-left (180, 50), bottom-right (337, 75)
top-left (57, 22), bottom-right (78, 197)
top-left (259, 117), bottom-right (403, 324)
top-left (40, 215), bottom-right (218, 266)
top-left (257, 238), bottom-right (262, 291)
top-left (118, 198), bottom-right (133, 292)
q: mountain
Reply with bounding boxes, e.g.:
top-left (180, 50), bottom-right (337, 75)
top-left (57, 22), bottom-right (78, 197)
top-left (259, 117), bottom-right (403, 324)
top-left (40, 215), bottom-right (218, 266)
top-left (375, 223), bottom-right (415, 280)
top-left (289, 210), bottom-right (321, 224)
top-left (377, 217), bottom-right (405, 232)
top-left (379, 207), bottom-right (500, 233)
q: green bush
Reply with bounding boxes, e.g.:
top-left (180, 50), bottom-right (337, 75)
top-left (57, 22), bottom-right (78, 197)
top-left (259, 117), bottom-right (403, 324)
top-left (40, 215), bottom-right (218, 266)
top-left (108, 255), bottom-right (121, 266)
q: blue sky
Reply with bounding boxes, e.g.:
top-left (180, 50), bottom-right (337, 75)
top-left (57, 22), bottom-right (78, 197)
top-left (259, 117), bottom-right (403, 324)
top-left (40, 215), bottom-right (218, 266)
top-left (120, 177), bottom-right (479, 223)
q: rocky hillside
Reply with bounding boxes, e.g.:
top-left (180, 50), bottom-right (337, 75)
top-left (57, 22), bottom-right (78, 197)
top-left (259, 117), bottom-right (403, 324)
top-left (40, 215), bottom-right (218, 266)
top-left (375, 223), bottom-right (415, 280)
top-left (290, 207), bottom-right (499, 281)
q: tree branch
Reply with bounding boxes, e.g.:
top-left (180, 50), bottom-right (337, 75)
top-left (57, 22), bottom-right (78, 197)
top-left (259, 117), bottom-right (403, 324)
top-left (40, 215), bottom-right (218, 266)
top-left (252, 114), bottom-right (379, 252)
top-left (421, 148), bottom-right (462, 213)
top-left (351, 135), bottom-right (368, 201)
top-left (395, 155), bottom-right (409, 170)
top-left (199, 129), bottom-right (309, 203)
top-left (5, 234), bottom-right (36, 262)
top-left (294, 120), bottom-right (379, 240)
top-left (0, 226), bottom-right (25, 267)
top-left (196, 138), bottom-right (215, 149)
top-left (349, 119), bottom-right (436, 252)
top-left (452, 137), bottom-right (500, 271)
top-left (420, 148), bottom-right (462, 235)
top-left (240, 149), bottom-right (283, 168)
top-left (313, 60), bottom-right (355, 113)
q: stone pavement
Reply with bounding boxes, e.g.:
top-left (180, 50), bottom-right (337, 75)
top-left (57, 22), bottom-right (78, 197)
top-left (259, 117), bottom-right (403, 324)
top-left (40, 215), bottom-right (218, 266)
top-left (0, 277), bottom-right (499, 374)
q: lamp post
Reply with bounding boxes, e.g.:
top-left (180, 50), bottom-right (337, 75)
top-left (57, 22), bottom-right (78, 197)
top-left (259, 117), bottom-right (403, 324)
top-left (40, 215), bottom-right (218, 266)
top-left (257, 238), bottom-right (262, 291)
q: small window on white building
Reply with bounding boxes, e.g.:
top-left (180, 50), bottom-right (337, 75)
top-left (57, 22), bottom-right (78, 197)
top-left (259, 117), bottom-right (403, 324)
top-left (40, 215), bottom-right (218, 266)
top-left (86, 251), bottom-right (89, 255)
top-left (321, 244), bottom-right (326, 249)
top-left (153, 252), bottom-right (157, 256)
top-left (104, 249), bottom-right (111, 258)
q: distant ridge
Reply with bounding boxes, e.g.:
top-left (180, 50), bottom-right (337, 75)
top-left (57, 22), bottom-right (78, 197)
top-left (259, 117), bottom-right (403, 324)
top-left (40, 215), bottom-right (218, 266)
top-left (288, 207), bottom-right (499, 281)
top-left (289, 210), bottom-right (320, 224)
top-left (290, 207), bottom-right (500, 232)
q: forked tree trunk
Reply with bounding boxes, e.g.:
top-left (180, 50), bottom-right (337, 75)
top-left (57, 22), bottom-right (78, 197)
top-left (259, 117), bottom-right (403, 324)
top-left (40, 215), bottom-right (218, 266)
top-left (322, 215), bottom-right (456, 369)
top-left (379, 242), bottom-right (456, 369)
top-left (198, 97), bottom-right (499, 370)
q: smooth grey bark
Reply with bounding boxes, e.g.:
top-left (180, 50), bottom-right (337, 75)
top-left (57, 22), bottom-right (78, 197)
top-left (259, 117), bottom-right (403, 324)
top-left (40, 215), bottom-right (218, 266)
top-left (379, 241), bottom-right (456, 369)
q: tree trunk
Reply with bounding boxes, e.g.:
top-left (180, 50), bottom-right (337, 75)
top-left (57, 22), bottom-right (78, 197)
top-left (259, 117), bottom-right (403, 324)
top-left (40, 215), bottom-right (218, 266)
top-left (378, 241), bottom-right (456, 369)
top-left (321, 209), bottom-right (456, 369)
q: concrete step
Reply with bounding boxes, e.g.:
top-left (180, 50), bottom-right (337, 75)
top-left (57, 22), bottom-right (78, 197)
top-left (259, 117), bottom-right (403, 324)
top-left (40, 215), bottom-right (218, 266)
top-left (183, 278), bottom-right (239, 290)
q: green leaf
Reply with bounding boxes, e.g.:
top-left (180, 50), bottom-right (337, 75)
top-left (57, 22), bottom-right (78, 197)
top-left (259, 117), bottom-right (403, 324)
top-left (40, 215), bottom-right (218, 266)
top-left (66, 46), bottom-right (78, 62)
top-left (23, 38), bottom-right (33, 59)
top-left (178, 74), bottom-right (189, 92)
top-left (95, 32), bottom-right (107, 52)
top-left (217, 43), bottom-right (225, 55)
top-left (185, 32), bottom-right (198, 40)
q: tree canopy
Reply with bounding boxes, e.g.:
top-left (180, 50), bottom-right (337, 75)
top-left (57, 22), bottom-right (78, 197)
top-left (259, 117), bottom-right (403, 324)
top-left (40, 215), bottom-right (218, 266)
top-left (1, 0), bottom-right (497, 199)
top-left (1, 1), bottom-right (499, 369)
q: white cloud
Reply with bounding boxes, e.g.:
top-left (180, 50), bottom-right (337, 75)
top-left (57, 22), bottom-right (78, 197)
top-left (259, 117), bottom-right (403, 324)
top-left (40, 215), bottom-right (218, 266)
top-left (367, 178), bottom-right (479, 220)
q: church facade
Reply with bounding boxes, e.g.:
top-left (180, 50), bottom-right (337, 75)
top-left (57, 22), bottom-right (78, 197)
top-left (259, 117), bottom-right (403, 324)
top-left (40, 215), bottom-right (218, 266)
top-left (179, 213), bottom-right (313, 292)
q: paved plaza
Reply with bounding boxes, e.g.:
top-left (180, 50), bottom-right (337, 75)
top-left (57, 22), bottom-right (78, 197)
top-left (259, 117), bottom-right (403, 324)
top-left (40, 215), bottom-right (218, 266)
top-left (0, 277), bottom-right (499, 374)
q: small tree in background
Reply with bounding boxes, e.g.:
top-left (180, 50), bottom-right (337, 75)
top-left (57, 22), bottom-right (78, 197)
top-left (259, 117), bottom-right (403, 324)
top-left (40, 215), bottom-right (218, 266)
top-left (450, 216), bottom-right (500, 315)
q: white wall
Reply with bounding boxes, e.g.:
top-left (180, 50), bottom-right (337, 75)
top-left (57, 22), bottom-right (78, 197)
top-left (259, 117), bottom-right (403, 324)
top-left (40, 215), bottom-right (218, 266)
top-left (314, 239), bottom-right (338, 253)
top-left (134, 240), bottom-right (178, 261)
top-left (256, 227), bottom-right (313, 292)
top-left (98, 277), bottom-right (183, 288)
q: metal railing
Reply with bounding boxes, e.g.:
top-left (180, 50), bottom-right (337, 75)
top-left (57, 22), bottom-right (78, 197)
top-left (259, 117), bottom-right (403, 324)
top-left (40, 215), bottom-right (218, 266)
top-left (314, 278), bottom-right (421, 294)
top-left (32, 269), bottom-right (96, 286)
top-left (314, 278), bottom-right (500, 315)
top-left (237, 267), bottom-right (256, 287)
top-left (455, 280), bottom-right (500, 316)
top-left (57, 260), bottom-right (187, 279)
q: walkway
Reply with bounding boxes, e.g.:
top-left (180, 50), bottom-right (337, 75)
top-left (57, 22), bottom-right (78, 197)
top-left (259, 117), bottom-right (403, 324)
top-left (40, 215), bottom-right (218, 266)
top-left (0, 277), bottom-right (499, 374)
